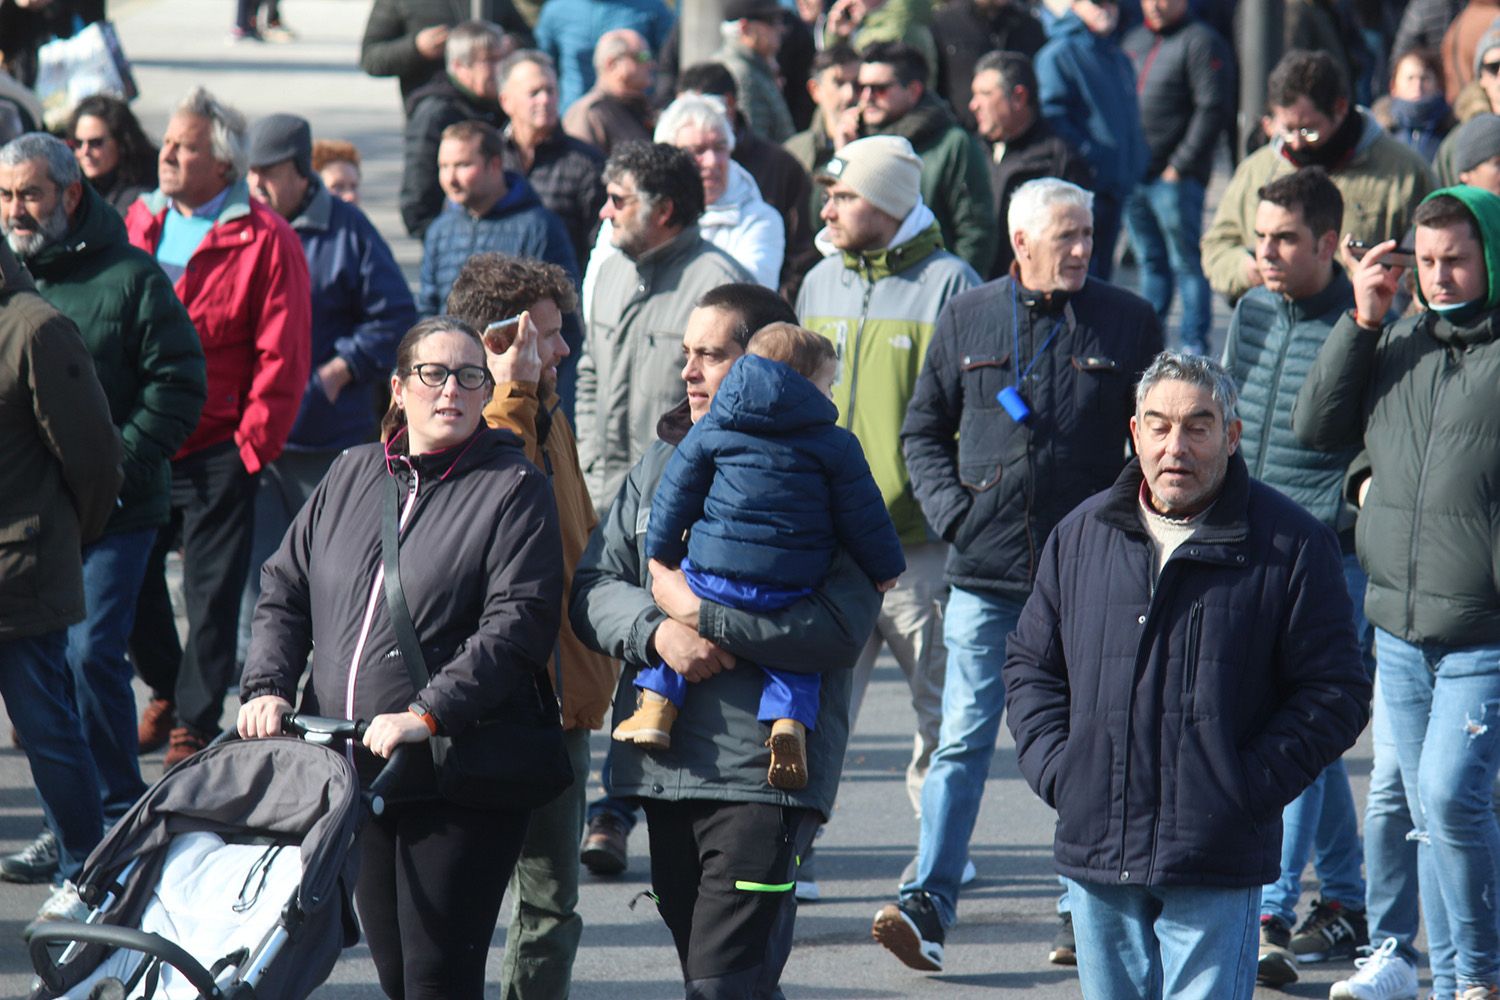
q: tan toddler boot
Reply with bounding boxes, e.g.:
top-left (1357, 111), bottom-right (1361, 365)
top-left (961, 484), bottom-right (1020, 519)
top-left (766, 718), bottom-right (808, 790)
top-left (612, 690), bottom-right (678, 749)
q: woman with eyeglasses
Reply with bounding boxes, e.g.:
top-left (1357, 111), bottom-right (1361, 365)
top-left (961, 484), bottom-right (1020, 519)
top-left (66, 95), bottom-right (159, 218)
top-left (236, 316), bottom-right (564, 999)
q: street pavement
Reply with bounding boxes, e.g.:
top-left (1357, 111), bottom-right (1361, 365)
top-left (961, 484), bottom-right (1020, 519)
top-left (0, 1), bottom-right (1394, 996)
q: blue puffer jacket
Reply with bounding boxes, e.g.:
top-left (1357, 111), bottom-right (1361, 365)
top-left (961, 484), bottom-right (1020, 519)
top-left (418, 172), bottom-right (578, 317)
top-left (289, 182), bottom-right (416, 451)
top-left (1004, 455), bottom-right (1370, 888)
top-left (647, 354), bottom-right (905, 589)
top-left (1222, 268), bottom-right (1359, 532)
top-left (1035, 12), bottom-right (1148, 199)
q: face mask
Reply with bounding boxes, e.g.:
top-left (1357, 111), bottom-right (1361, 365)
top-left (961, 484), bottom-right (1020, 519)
top-left (1430, 298), bottom-right (1479, 314)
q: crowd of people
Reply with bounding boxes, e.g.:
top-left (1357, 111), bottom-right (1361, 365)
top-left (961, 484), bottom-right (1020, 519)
top-left (2, 0), bottom-right (1500, 998)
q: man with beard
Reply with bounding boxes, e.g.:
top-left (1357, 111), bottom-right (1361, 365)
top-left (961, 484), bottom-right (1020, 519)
top-left (0, 132), bottom-right (201, 893)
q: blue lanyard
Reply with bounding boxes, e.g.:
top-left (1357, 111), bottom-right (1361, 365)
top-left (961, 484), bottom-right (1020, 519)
top-left (1010, 282), bottom-right (1067, 386)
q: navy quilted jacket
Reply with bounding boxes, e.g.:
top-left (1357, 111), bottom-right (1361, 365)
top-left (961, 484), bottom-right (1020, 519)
top-left (1004, 455), bottom-right (1370, 888)
top-left (647, 354), bottom-right (905, 589)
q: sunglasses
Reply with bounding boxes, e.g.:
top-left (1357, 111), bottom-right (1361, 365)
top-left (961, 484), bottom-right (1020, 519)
top-left (859, 80), bottom-right (898, 96)
top-left (1277, 126), bottom-right (1322, 144)
top-left (607, 192), bottom-right (639, 209)
top-left (73, 136), bottom-right (110, 150)
top-left (406, 363), bottom-right (490, 390)
top-left (1484, 60), bottom-right (1500, 76)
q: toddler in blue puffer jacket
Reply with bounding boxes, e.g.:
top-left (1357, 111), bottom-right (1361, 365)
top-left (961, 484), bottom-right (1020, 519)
top-left (616, 323), bottom-right (905, 789)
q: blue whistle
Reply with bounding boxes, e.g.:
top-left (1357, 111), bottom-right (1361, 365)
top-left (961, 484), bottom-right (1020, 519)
top-left (997, 386), bottom-right (1032, 423)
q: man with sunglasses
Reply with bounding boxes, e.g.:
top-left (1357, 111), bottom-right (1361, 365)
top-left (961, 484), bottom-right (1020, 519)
top-left (563, 30), bottom-right (657, 159)
top-left (1202, 49), bottom-right (1434, 304)
top-left (1434, 26), bottom-right (1500, 186)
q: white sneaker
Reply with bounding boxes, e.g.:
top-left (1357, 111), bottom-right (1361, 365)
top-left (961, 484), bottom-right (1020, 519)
top-left (1329, 938), bottom-right (1419, 1000)
top-left (23, 880), bottom-right (88, 940)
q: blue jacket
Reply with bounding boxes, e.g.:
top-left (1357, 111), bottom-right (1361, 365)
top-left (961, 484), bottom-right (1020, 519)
top-left (418, 172), bottom-right (579, 317)
top-left (1004, 455), bottom-right (1370, 888)
top-left (536, 0), bottom-right (675, 112)
top-left (1035, 12), bottom-right (1148, 198)
top-left (1222, 268), bottom-right (1359, 533)
top-left (647, 354), bottom-right (905, 589)
top-left (290, 181), bottom-right (416, 451)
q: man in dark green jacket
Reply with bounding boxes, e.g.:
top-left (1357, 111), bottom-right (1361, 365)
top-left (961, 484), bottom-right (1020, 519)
top-left (1294, 185), bottom-right (1500, 1000)
top-left (0, 133), bottom-right (205, 883)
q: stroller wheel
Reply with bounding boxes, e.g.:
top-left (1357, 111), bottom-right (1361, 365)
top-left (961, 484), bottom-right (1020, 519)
top-left (87, 979), bottom-right (126, 1000)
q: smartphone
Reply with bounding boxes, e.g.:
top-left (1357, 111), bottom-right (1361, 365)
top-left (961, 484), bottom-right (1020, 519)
top-left (483, 315), bottom-right (522, 353)
top-left (1346, 237), bottom-right (1416, 269)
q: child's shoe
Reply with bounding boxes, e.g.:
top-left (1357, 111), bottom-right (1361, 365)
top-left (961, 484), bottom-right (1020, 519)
top-left (767, 719), bottom-right (808, 790)
top-left (612, 690), bottom-right (676, 748)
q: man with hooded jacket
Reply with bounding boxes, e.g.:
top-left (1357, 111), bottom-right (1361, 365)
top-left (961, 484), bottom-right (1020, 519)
top-left (1294, 184), bottom-right (1500, 1000)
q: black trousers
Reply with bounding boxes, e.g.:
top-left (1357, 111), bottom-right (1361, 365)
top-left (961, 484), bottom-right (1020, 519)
top-left (130, 442), bottom-right (258, 734)
top-left (356, 797), bottom-right (530, 1000)
top-left (642, 799), bottom-right (819, 1000)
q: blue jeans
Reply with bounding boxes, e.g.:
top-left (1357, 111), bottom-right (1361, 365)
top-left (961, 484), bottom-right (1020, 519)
top-left (0, 630), bottom-right (103, 882)
top-left (1260, 553), bottom-right (1370, 924)
top-left (1375, 628), bottom-right (1500, 995)
top-left (66, 529), bottom-right (155, 823)
top-left (1365, 667), bottom-right (1421, 962)
top-left (902, 586), bottom-right (1023, 927)
top-left (1124, 176), bottom-right (1211, 354)
top-left (1065, 877), bottom-right (1259, 1000)
top-left (1089, 191), bottom-right (1124, 283)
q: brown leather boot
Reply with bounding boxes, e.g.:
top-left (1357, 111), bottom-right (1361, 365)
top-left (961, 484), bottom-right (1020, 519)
top-left (766, 718), bottom-right (808, 790)
top-left (163, 726), bottom-right (208, 768)
top-left (611, 691), bottom-right (677, 749)
top-left (138, 697), bottom-right (176, 753)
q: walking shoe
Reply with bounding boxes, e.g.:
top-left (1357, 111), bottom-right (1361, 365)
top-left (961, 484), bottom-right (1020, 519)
top-left (872, 890), bottom-right (945, 971)
top-left (766, 718), bottom-right (808, 790)
top-left (1258, 914), bottom-right (1299, 988)
top-left (1329, 937), bottom-right (1418, 1000)
top-left (163, 726), bottom-right (209, 768)
top-left (795, 844), bottom-right (819, 902)
top-left (580, 812), bottom-right (629, 876)
top-left (22, 880), bottom-right (88, 940)
top-left (262, 20), bottom-right (296, 42)
top-left (612, 691), bottom-right (676, 749)
top-left (898, 856), bottom-right (978, 887)
top-left (138, 697), bottom-right (176, 753)
top-left (229, 26), bottom-right (264, 42)
top-left (0, 829), bottom-right (59, 884)
top-left (1293, 899), bottom-right (1369, 963)
top-left (1457, 986), bottom-right (1500, 1000)
top-left (1049, 911), bottom-right (1077, 965)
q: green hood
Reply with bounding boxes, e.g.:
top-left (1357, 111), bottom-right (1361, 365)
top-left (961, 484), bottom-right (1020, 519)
top-left (1414, 185), bottom-right (1500, 314)
top-left (840, 221), bottom-right (944, 280)
top-left (28, 182), bottom-right (127, 275)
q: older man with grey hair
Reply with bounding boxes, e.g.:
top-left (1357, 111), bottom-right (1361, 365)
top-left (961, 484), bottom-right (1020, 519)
top-left (126, 85), bottom-right (311, 767)
top-left (1004, 350), bottom-right (1369, 999)
top-left (562, 29), bottom-right (656, 157)
top-left (0, 132), bottom-right (203, 885)
top-left (879, 177), bottom-right (1162, 973)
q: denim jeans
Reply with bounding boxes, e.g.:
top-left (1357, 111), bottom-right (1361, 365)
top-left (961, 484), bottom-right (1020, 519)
top-left (1375, 628), bottom-right (1500, 995)
top-left (0, 630), bottom-right (103, 882)
top-left (1089, 191), bottom-right (1124, 283)
top-left (1260, 553), bottom-right (1370, 924)
top-left (1124, 176), bottom-right (1211, 354)
top-left (901, 586), bottom-right (1024, 927)
top-left (1365, 668), bottom-right (1421, 963)
top-left (66, 528), bottom-right (156, 823)
top-left (1065, 876), bottom-right (1259, 1000)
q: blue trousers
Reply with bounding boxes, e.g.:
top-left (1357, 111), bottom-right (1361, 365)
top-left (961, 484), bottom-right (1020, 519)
top-left (633, 563), bottom-right (818, 729)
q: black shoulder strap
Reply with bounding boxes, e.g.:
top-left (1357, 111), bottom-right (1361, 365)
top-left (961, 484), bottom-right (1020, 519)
top-left (382, 473), bottom-right (429, 695)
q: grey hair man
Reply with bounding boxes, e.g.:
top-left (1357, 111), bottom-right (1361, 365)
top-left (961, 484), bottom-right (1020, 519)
top-left (1005, 349), bottom-right (1368, 999)
top-left (0, 131), bottom-right (200, 900)
top-left (562, 29), bottom-right (656, 158)
top-left (125, 85), bottom-right (312, 768)
top-left (880, 177), bottom-right (1162, 972)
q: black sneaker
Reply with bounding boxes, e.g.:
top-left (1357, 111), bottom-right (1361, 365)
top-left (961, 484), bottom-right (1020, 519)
top-left (1290, 899), bottom-right (1368, 964)
top-left (0, 829), bottom-right (59, 884)
top-left (580, 812), bottom-right (628, 876)
top-left (872, 889), bottom-right (945, 971)
top-left (1257, 914), bottom-right (1299, 988)
top-left (1049, 911), bottom-right (1077, 965)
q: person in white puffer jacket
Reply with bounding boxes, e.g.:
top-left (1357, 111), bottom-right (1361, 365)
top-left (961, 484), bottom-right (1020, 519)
top-left (582, 93), bottom-right (783, 317)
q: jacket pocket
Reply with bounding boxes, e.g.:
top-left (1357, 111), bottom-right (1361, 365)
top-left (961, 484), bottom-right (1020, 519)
top-left (1052, 723), bottom-right (1113, 849)
top-left (960, 353), bottom-right (1009, 410)
top-left (1175, 714), bottom-right (1263, 845)
top-left (0, 514), bottom-right (41, 603)
top-left (1182, 601), bottom-right (1204, 698)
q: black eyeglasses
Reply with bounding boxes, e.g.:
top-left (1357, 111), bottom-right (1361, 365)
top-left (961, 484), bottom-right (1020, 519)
top-left (1484, 60), bottom-right (1500, 76)
top-left (608, 192), bottom-right (639, 209)
top-left (73, 137), bottom-right (110, 150)
top-left (406, 363), bottom-right (490, 390)
top-left (859, 80), bottom-right (898, 96)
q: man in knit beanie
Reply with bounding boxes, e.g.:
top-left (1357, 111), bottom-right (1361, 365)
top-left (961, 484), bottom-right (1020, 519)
top-left (1458, 112), bottom-right (1500, 193)
top-left (794, 133), bottom-right (980, 900)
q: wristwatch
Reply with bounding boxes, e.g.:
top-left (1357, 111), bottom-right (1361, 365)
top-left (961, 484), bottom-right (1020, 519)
top-left (407, 702), bottom-right (438, 736)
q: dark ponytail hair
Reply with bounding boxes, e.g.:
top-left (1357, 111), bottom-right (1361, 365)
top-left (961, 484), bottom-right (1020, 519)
top-left (379, 316), bottom-right (485, 444)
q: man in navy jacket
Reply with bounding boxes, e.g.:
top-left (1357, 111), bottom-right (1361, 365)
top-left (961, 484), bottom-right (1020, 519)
top-left (1004, 351), bottom-right (1370, 1000)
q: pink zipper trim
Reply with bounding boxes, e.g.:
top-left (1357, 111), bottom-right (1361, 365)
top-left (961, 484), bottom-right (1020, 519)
top-left (344, 466), bottom-right (421, 731)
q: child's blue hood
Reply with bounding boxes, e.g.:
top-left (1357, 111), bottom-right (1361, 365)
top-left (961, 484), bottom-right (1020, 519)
top-left (710, 354), bottom-right (838, 433)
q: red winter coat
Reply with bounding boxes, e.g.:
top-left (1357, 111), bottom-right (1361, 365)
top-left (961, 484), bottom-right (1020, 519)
top-left (126, 183), bottom-right (311, 474)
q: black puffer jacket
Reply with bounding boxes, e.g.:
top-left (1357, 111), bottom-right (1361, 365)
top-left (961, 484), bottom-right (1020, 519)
top-left (902, 275), bottom-right (1162, 599)
top-left (1121, 15), bottom-right (1233, 184)
top-left (1005, 456), bottom-right (1370, 888)
top-left (242, 428), bottom-right (563, 743)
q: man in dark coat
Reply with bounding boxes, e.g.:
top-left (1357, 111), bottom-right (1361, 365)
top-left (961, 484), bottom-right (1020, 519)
top-left (360, 0), bottom-right (531, 110)
top-left (931, 0), bottom-right (1044, 131)
top-left (1004, 350), bottom-right (1369, 1000)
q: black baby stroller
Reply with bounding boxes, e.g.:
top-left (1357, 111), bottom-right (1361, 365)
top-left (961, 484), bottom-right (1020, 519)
top-left (27, 715), bottom-right (404, 1000)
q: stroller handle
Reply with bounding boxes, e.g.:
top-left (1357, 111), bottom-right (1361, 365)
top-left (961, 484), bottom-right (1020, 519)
top-left (278, 713), bottom-right (417, 816)
top-left (30, 922), bottom-right (224, 998)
